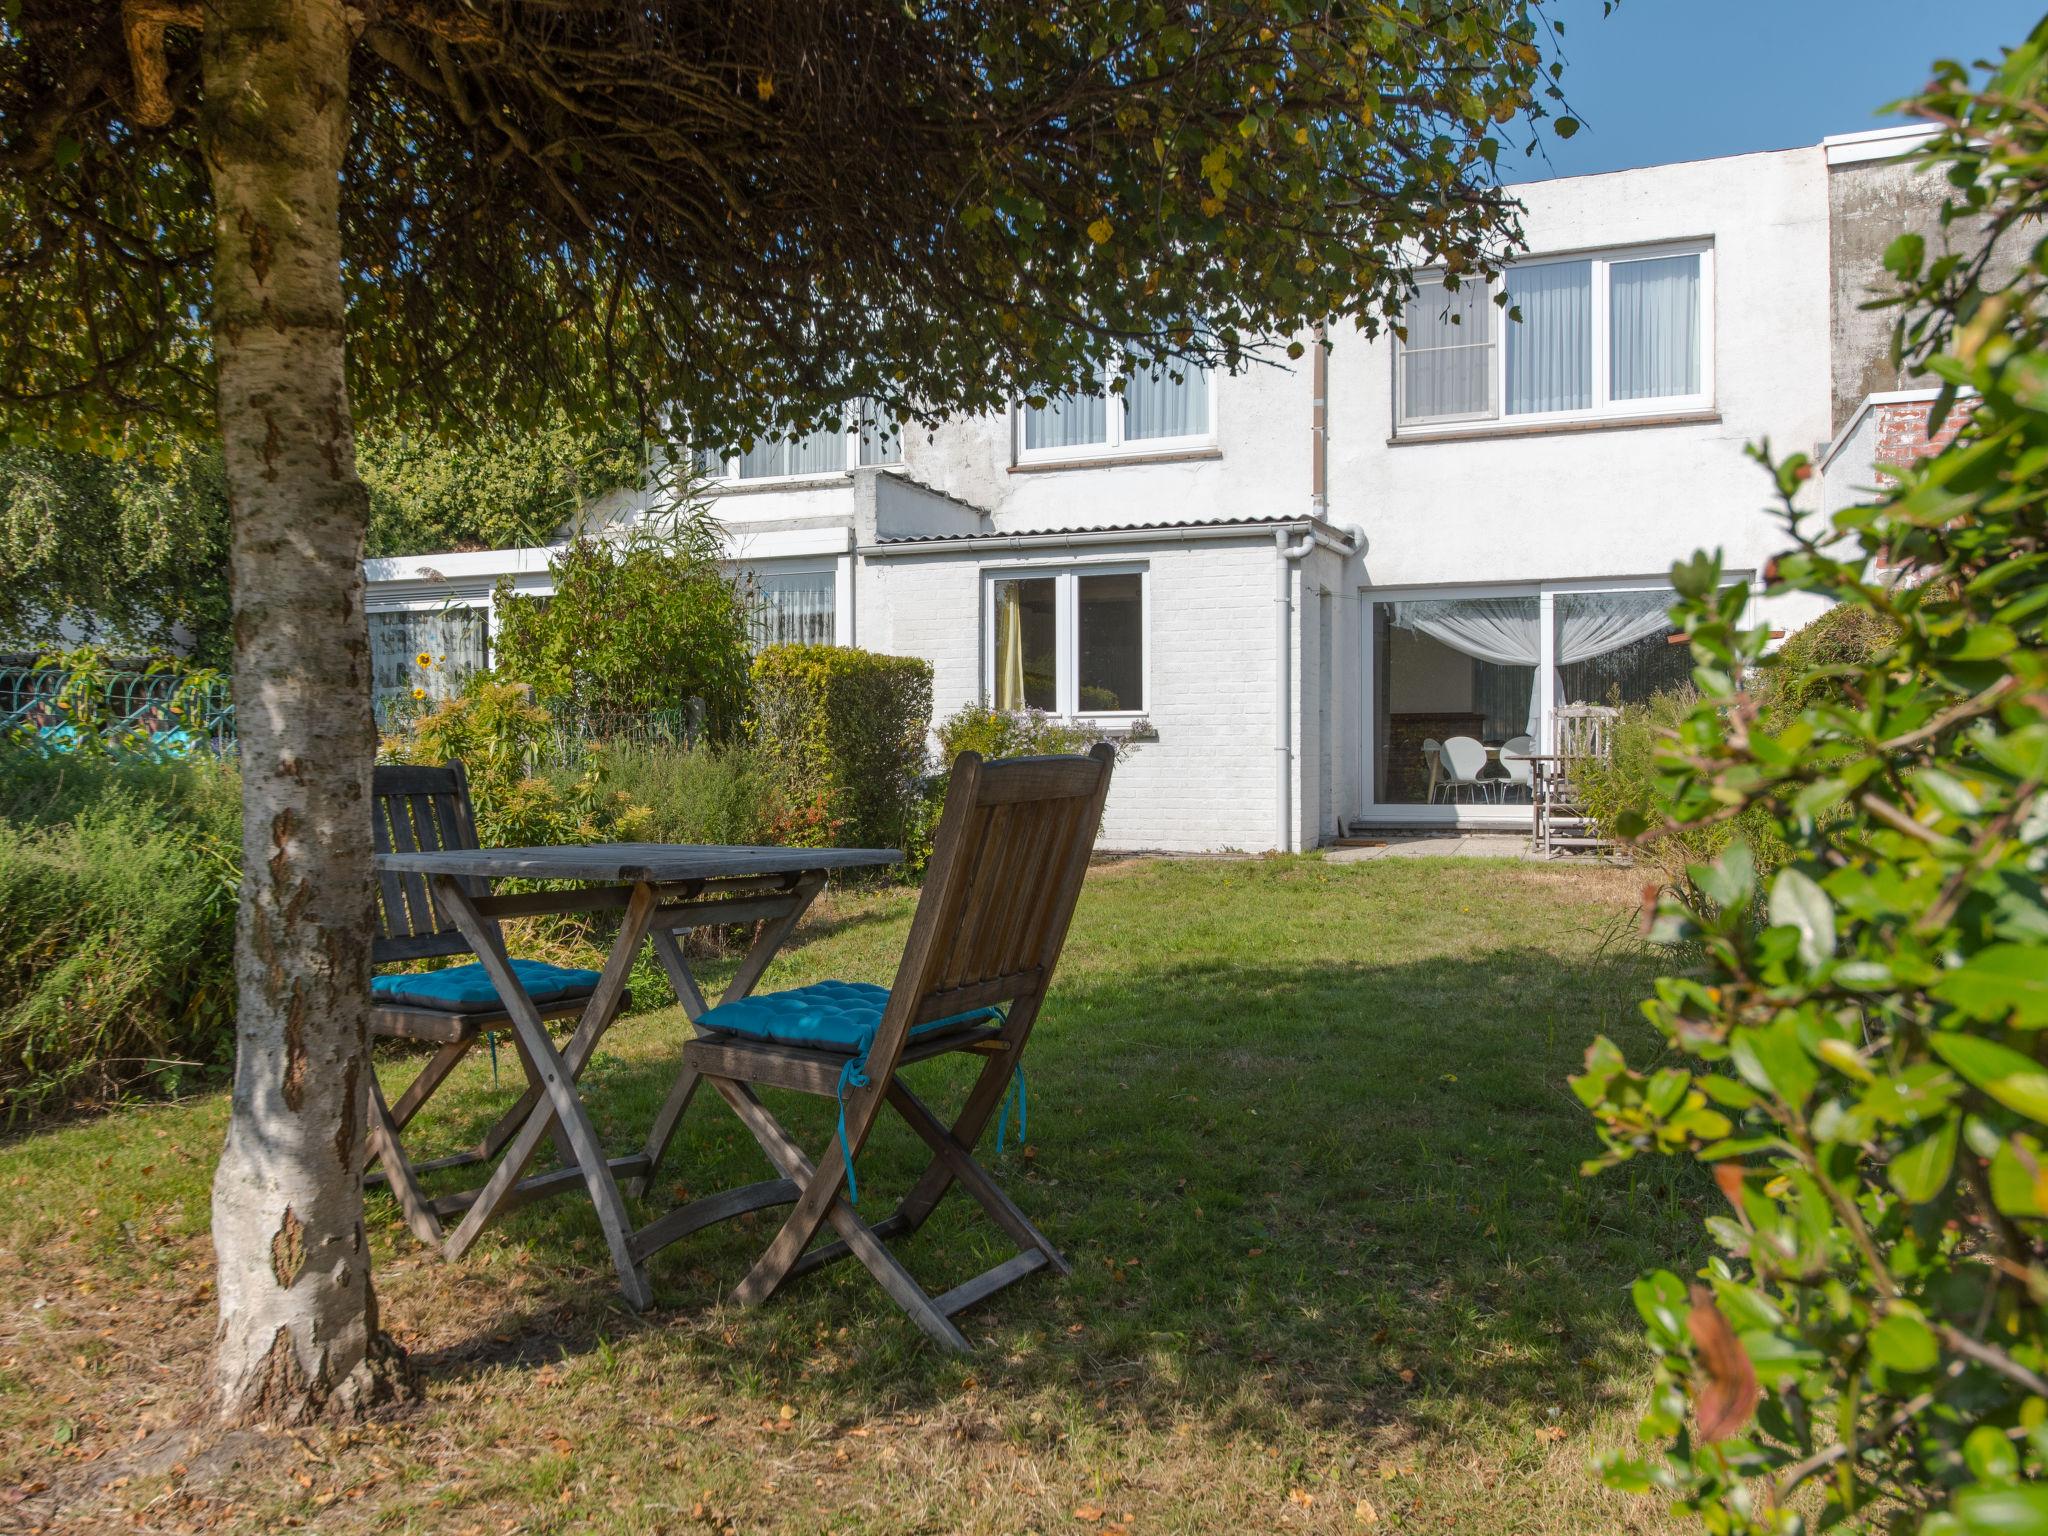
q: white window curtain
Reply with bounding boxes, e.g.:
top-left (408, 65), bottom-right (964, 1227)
top-left (1505, 260), bottom-right (1591, 415)
top-left (369, 607), bottom-right (488, 722)
top-left (736, 421), bottom-right (846, 479)
top-left (1391, 589), bottom-right (1674, 734)
top-left (1023, 387), bottom-right (1107, 451)
top-left (1610, 254), bottom-right (1701, 401)
top-left (855, 398), bottom-right (903, 465)
top-left (1400, 279), bottom-right (1493, 420)
top-left (1555, 589), bottom-right (1676, 683)
top-left (1124, 358), bottom-right (1209, 440)
top-left (747, 570), bottom-right (836, 648)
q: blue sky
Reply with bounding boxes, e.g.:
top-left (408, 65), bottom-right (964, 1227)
top-left (1501, 0), bottom-right (2043, 181)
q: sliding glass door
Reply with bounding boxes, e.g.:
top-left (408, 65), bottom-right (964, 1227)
top-left (1363, 581), bottom-right (1695, 822)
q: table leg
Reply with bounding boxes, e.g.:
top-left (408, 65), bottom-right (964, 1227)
top-left (631, 871), bottom-right (826, 1198)
top-left (433, 875), bottom-right (660, 1310)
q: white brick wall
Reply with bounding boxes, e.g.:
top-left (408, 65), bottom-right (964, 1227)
top-left (858, 536), bottom-right (1285, 852)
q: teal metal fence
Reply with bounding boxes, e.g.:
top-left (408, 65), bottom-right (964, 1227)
top-left (0, 660), bottom-right (236, 760)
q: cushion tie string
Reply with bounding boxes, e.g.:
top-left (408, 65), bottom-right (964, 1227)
top-left (485, 1030), bottom-right (499, 1088)
top-left (997, 1064), bottom-right (1028, 1154)
top-left (834, 1057), bottom-right (871, 1204)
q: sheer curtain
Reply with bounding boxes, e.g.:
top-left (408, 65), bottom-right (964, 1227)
top-left (1023, 387), bottom-right (1107, 451)
top-left (736, 421), bottom-right (846, 478)
top-left (1400, 278), bottom-right (1493, 421)
top-left (1611, 255), bottom-right (1701, 401)
top-left (1555, 590), bottom-right (1675, 684)
top-left (747, 570), bottom-right (836, 648)
top-left (1124, 359), bottom-right (1209, 440)
top-left (1505, 260), bottom-right (1591, 415)
top-left (1391, 589), bottom-right (1675, 739)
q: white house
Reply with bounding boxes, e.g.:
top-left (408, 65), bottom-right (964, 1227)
top-left (364, 124), bottom-right (1960, 853)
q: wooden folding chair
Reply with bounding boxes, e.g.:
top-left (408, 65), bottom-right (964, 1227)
top-left (366, 762), bottom-right (610, 1247)
top-left (635, 744), bottom-right (1114, 1349)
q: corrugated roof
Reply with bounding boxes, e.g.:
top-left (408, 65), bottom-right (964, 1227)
top-left (874, 515), bottom-right (1309, 546)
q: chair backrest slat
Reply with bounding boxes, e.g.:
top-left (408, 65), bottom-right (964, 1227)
top-left (871, 746), bottom-right (1114, 1074)
top-left (370, 761), bottom-right (483, 965)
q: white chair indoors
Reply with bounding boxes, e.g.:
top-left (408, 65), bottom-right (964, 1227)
top-left (1438, 736), bottom-right (1496, 803)
top-left (1499, 735), bottom-right (1537, 804)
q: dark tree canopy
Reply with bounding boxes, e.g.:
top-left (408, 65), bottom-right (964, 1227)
top-left (4, 1), bottom-right (1563, 451)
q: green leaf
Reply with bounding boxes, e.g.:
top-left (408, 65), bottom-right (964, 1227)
top-left (1934, 947), bottom-right (2048, 1028)
top-left (1883, 231), bottom-right (1926, 280)
top-left (1730, 1018), bottom-right (1818, 1108)
top-left (1954, 1485), bottom-right (2048, 1536)
top-left (1692, 841), bottom-right (1755, 911)
top-left (1930, 1034), bottom-right (2048, 1124)
top-left (1768, 868), bottom-right (1834, 969)
top-left (1868, 1305), bottom-right (1939, 1373)
top-left (1553, 116), bottom-right (1580, 139)
top-left (1889, 1116), bottom-right (1959, 1203)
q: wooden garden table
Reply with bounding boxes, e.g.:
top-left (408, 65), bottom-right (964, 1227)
top-left (370, 842), bottom-right (900, 1308)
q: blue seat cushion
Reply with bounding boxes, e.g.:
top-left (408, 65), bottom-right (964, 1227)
top-left (695, 979), bottom-right (998, 1058)
top-left (372, 958), bottom-right (602, 1015)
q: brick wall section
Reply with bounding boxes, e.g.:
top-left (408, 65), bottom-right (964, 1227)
top-left (1871, 397), bottom-right (1975, 482)
top-left (1871, 397), bottom-right (1976, 568)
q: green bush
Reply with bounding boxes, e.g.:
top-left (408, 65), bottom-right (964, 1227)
top-left (933, 701), bottom-right (1104, 761)
top-left (0, 752), bottom-right (240, 1121)
top-left (381, 673), bottom-right (652, 847)
top-left (493, 513), bottom-right (752, 732)
top-left (1574, 41), bottom-right (2048, 1533)
top-left (750, 644), bottom-right (933, 854)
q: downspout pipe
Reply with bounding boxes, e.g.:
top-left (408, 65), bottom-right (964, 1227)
top-left (1275, 520), bottom-right (1360, 853)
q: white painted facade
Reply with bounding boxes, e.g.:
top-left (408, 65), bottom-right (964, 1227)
top-left (363, 128), bottom-right (1949, 852)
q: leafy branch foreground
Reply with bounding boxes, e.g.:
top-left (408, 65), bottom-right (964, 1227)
top-left (1574, 32), bottom-right (2048, 1536)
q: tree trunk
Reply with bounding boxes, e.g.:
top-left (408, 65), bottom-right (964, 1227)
top-left (202, 0), bottom-right (404, 1424)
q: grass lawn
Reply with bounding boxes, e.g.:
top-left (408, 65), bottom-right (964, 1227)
top-left (0, 856), bottom-right (1708, 1535)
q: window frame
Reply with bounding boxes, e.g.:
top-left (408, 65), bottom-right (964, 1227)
top-left (737, 561), bottom-right (838, 650)
top-left (980, 560), bottom-right (1150, 720)
top-left (698, 403), bottom-right (903, 485)
top-left (1014, 361), bottom-right (1215, 464)
top-left (1393, 239), bottom-right (1715, 436)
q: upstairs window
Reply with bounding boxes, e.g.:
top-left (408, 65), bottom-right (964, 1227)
top-left (698, 400), bottom-right (903, 482)
top-left (1396, 243), bottom-right (1711, 433)
top-left (1019, 357), bottom-right (1211, 461)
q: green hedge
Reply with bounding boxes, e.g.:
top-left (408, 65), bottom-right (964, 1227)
top-left (750, 645), bottom-right (932, 854)
top-left (0, 753), bottom-right (240, 1121)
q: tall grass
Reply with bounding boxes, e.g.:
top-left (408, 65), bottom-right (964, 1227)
top-left (588, 741), bottom-right (779, 846)
top-left (0, 753), bottom-right (240, 1122)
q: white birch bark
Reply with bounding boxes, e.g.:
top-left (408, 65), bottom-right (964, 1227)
top-left (201, 0), bottom-right (403, 1424)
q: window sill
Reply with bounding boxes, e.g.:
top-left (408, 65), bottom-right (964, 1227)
top-left (1010, 446), bottom-right (1221, 474)
top-left (705, 472), bottom-right (859, 496)
top-left (1388, 409), bottom-right (1720, 446)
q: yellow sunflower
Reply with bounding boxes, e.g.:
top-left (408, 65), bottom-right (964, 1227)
top-left (414, 651), bottom-right (433, 669)
top-left (411, 686), bottom-right (428, 700)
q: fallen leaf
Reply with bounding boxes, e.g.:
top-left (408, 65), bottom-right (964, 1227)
top-left (1074, 1505), bottom-right (1105, 1523)
top-left (1288, 1488), bottom-right (1314, 1507)
top-left (1686, 1284), bottom-right (1759, 1441)
top-left (1355, 1496), bottom-right (1379, 1525)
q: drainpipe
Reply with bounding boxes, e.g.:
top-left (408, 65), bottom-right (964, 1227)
top-left (1309, 321), bottom-right (1329, 521)
top-left (1274, 520), bottom-right (1362, 853)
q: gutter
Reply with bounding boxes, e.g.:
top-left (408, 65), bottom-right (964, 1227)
top-left (1274, 521), bottom-right (1362, 855)
top-left (857, 519), bottom-right (1346, 558)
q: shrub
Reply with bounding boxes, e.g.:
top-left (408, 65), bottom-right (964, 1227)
top-left (934, 701), bottom-right (1104, 761)
top-left (750, 644), bottom-right (932, 854)
top-left (382, 673), bottom-right (651, 847)
top-left (0, 752), bottom-right (240, 1120)
top-left (1573, 45), bottom-right (2048, 1534)
top-left (492, 511), bottom-right (752, 733)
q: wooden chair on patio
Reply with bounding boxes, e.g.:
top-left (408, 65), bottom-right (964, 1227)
top-left (1534, 705), bottom-right (1620, 857)
top-left (366, 762), bottom-right (609, 1246)
top-left (633, 744), bottom-right (1115, 1350)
